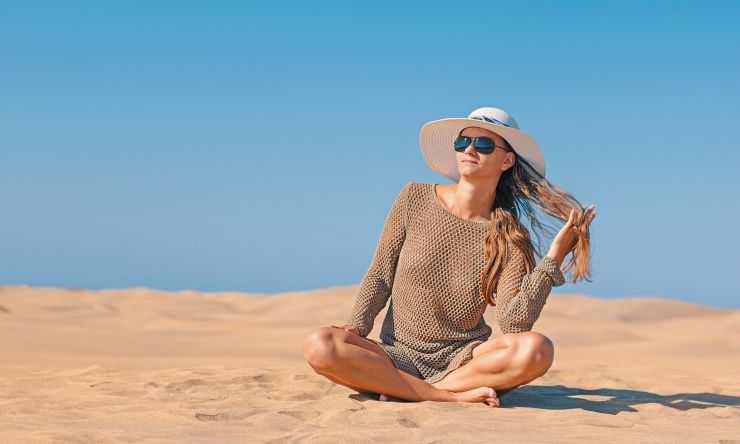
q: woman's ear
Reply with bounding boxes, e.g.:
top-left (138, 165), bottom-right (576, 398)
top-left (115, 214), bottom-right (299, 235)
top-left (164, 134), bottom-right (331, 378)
top-left (502, 153), bottom-right (515, 171)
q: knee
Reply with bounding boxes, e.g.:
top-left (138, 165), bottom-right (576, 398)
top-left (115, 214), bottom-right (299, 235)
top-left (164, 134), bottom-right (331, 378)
top-left (515, 332), bottom-right (555, 377)
top-left (302, 327), bottom-right (342, 373)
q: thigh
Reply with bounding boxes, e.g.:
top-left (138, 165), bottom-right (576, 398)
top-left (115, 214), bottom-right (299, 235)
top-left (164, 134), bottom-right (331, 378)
top-left (326, 326), bottom-right (397, 367)
top-left (329, 328), bottom-right (423, 378)
top-left (471, 332), bottom-right (520, 359)
top-left (307, 327), bottom-right (423, 380)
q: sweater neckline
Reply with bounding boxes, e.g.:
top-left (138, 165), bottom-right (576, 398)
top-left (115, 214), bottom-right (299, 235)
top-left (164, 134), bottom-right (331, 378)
top-left (428, 183), bottom-right (492, 228)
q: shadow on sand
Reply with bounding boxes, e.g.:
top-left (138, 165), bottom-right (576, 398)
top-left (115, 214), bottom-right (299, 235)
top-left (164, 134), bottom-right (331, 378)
top-left (352, 385), bottom-right (740, 414)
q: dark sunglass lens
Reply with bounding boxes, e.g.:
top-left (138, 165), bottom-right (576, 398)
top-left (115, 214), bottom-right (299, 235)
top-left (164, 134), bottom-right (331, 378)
top-left (474, 137), bottom-right (495, 154)
top-left (453, 136), bottom-right (470, 151)
top-left (474, 137), bottom-right (495, 148)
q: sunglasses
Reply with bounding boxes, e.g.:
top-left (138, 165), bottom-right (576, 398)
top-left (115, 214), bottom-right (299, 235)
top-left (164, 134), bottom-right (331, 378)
top-left (453, 135), bottom-right (512, 155)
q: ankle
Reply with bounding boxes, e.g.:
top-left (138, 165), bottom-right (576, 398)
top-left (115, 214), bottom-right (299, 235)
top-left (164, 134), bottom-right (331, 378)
top-left (433, 387), bottom-right (459, 402)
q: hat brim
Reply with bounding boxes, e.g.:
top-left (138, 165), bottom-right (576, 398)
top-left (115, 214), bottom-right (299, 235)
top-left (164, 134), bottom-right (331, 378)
top-left (419, 117), bottom-right (546, 182)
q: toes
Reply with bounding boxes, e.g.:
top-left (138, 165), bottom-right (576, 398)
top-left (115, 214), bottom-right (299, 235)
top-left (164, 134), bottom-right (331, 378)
top-left (379, 394), bottom-right (389, 401)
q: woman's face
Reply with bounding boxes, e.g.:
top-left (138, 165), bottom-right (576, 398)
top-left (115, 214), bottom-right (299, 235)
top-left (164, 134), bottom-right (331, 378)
top-left (456, 126), bottom-right (515, 179)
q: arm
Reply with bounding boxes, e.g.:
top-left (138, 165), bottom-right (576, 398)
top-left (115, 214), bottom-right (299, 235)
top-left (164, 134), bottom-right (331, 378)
top-left (345, 184), bottom-right (410, 337)
top-left (494, 245), bottom-right (566, 334)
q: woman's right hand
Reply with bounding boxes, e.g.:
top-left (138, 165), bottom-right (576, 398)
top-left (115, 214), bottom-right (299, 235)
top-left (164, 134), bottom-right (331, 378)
top-left (332, 324), bottom-right (360, 335)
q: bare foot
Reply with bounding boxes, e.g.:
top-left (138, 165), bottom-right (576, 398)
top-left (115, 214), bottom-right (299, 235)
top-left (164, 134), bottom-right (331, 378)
top-left (377, 388), bottom-right (498, 406)
top-left (453, 387), bottom-right (500, 407)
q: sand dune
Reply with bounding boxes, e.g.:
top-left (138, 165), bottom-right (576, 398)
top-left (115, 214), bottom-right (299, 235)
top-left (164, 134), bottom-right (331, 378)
top-left (0, 284), bottom-right (738, 443)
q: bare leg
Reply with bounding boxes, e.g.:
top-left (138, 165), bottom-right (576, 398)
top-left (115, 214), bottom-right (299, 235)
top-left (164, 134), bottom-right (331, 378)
top-left (303, 326), bottom-right (499, 405)
top-left (431, 332), bottom-right (555, 395)
top-left (315, 365), bottom-right (370, 394)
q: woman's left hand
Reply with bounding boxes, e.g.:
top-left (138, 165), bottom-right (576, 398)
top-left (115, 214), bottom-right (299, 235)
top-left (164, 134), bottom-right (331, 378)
top-left (547, 204), bottom-right (596, 265)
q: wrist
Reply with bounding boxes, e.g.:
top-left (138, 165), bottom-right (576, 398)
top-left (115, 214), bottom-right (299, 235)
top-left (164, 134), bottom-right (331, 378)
top-left (545, 251), bottom-right (565, 267)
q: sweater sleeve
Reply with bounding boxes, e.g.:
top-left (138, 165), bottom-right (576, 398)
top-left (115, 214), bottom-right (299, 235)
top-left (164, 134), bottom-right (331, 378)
top-left (345, 184), bottom-right (409, 337)
top-left (494, 245), bottom-right (566, 334)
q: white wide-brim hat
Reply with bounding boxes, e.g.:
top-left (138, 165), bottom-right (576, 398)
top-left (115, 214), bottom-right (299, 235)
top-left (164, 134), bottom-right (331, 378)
top-left (420, 106), bottom-right (546, 182)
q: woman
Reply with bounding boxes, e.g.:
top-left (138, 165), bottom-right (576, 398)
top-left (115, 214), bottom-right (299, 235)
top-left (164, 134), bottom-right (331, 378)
top-left (303, 107), bottom-right (596, 407)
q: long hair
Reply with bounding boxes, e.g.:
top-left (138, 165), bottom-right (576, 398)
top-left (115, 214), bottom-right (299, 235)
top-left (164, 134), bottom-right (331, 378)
top-left (481, 138), bottom-right (593, 307)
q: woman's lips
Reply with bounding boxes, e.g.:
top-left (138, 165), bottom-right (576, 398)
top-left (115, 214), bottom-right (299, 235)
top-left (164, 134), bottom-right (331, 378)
top-left (462, 160), bottom-right (478, 164)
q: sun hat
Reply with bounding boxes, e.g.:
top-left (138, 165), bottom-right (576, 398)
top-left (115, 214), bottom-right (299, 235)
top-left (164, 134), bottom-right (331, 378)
top-left (419, 106), bottom-right (546, 182)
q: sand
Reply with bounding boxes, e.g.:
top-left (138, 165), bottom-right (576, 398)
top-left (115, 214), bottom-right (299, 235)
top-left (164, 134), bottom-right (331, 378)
top-left (0, 284), bottom-right (738, 443)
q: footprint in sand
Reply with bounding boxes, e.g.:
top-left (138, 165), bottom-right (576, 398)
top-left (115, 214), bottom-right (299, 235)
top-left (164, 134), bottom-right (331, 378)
top-left (195, 410), bottom-right (268, 422)
top-left (277, 410), bottom-right (321, 421)
top-left (195, 412), bottom-right (230, 422)
top-left (285, 392), bottom-right (321, 401)
top-left (164, 378), bottom-right (208, 393)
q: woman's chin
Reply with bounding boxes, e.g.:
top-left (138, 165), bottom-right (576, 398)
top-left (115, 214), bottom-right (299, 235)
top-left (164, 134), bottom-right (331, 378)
top-left (459, 163), bottom-right (479, 173)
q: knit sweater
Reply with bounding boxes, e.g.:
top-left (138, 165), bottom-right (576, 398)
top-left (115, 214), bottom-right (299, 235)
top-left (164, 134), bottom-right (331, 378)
top-left (345, 181), bottom-right (566, 384)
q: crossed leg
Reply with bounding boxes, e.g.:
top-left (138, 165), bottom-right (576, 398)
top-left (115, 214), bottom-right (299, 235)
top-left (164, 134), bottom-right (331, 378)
top-left (430, 331), bottom-right (555, 396)
top-left (303, 326), bottom-right (499, 405)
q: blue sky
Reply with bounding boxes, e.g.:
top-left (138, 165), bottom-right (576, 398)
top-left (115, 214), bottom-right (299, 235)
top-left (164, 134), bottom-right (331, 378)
top-left (1, 1), bottom-right (738, 308)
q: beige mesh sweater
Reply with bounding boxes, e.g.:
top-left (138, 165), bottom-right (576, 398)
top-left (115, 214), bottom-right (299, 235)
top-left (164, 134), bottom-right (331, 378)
top-left (345, 181), bottom-right (566, 385)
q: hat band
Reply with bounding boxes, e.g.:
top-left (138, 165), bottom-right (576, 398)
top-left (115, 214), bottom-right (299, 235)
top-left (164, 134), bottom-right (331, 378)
top-left (470, 115), bottom-right (512, 128)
